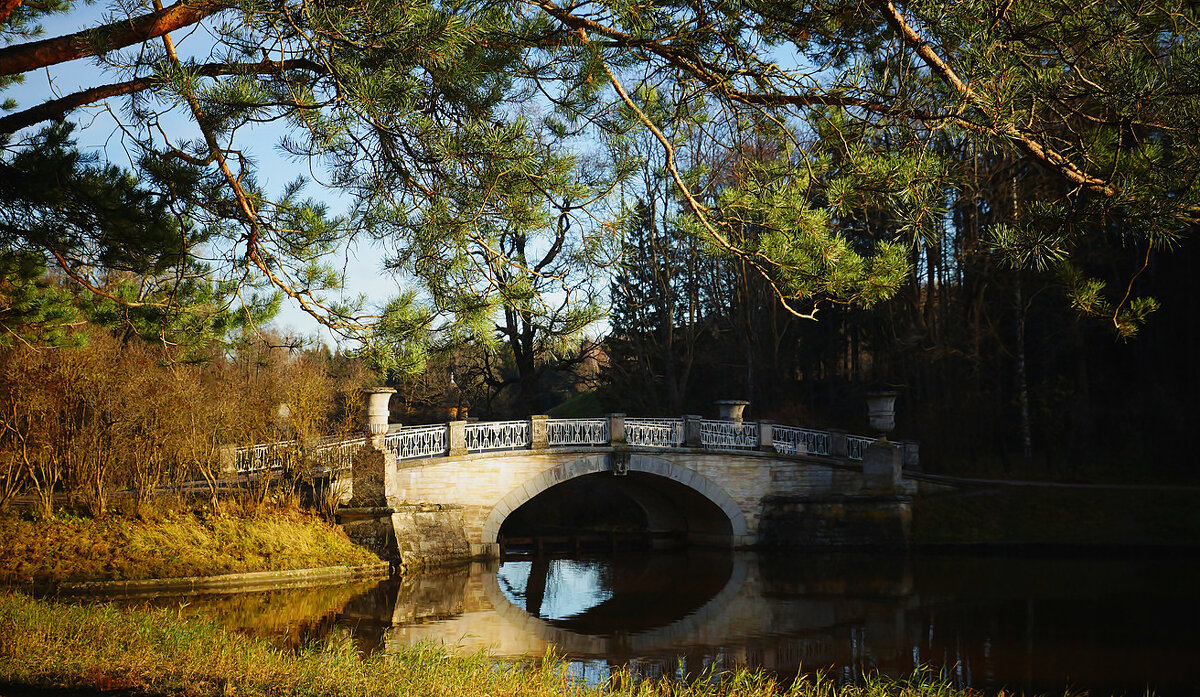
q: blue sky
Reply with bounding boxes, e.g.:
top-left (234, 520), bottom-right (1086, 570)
top-left (5, 3), bottom-right (403, 347)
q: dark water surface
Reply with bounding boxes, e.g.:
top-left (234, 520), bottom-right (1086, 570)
top-left (139, 551), bottom-right (1200, 696)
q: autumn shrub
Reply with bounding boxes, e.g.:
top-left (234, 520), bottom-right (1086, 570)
top-left (0, 325), bottom-right (374, 517)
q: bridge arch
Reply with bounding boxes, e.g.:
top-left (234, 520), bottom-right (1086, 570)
top-left (479, 453), bottom-right (748, 546)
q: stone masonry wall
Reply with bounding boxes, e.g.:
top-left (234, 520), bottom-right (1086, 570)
top-left (390, 503), bottom-right (472, 571)
top-left (757, 496), bottom-right (913, 547)
top-left (388, 448), bottom-right (877, 555)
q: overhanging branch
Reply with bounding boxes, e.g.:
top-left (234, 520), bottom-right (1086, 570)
top-left (0, 0), bottom-right (23, 26)
top-left (0, 0), bottom-right (229, 77)
top-left (0, 58), bottom-right (327, 134)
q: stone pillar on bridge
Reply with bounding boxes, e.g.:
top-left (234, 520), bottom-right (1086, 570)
top-left (348, 387), bottom-right (397, 507)
top-left (684, 415), bottom-right (703, 447)
top-left (862, 442), bottom-right (903, 493)
top-left (828, 429), bottom-right (848, 458)
top-left (862, 391), bottom-right (903, 494)
top-left (758, 421), bottom-right (775, 453)
top-left (218, 445), bottom-right (237, 476)
top-left (338, 387), bottom-right (404, 564)
top-left (448, 420), bottom-right (468, 456)
top-left (530, 415), bottom-right (549, 450)
top-left (608, 413), bottom-right (626, 445)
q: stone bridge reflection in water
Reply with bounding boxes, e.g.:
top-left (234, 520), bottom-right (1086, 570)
top-left (321, 552), bottom-right (1200, 697)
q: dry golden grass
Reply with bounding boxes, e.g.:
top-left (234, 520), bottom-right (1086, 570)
top-left (0, 591), bottom-right (1000, 697)
top-left (0, 505), bottom-right (380, 585)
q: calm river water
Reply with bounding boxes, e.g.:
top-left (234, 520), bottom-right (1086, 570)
top-left (140, 551), bottom-right (1200, 697)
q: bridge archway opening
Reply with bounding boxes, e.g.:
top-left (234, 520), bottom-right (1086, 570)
top-left (498, 473), bottom-right (652, 538)
top-left (495, 464), bottom-right (737, 549)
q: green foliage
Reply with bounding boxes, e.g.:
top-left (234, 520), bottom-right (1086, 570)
top-left (0, 253), bottom-right (81, 348)
top-left (0, 123), bottom-right (184, 275)
top-left (1060, 263), bottom-right (1161, 339)
top-left (0, 124), bottom-right (279, 351)
top-left (357, 292), bottom-right (434, 378)
top-left (3, 0), bottom-right (1197, 358)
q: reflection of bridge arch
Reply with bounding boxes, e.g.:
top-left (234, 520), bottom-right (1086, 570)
top-left (479, 453), bottom-right (749, 547)
top-left (479, 555), bottom-right (750, 656)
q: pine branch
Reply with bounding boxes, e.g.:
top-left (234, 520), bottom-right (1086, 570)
top-left (0, 0), bottom-right (24, 26)
top-left (0, 59), bottom-right (326, 134)
top-left (867, 0), bottom-right (1119, 198)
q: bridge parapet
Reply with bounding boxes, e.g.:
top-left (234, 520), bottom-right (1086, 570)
top-left (230, 414), bottom-right (918, 477)
top-left (226, 407), bottom-right (925, 564)
top-left (225, 434), bottom-right (366, 476)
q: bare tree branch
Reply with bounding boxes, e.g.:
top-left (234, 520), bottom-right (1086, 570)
top-left (0, 0), bottom-right (228, 78)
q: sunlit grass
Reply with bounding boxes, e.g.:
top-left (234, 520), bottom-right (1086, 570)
top-left (2, 591), bottom-right (1030, 697)
top-left (0, 505), bottom-right (381, 585)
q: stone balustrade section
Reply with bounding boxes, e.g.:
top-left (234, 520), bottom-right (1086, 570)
top-left (231, 435), bottom-right (367, 474)
top-left (385, 425), bottom-right (449, 461)
top-left (465, 420), bottom-right (531, 453)
top-left (625, 418), bottom-right (685, 447)
top-left (698, 419), bottom-right (759, 451)
top-left (231, 415), bottom-right (915, 474)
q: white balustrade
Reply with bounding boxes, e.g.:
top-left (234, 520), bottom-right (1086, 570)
top-left (231, 418), bottom-right (901, 475)
top-left (625, 418), bottom-right (684, 447)
top-left (235, 442), bottom-right (281, 474)
top-left (546, 418), bottom-right (610, 446)
top-left (771, 425), bottom-right (830, 456)
top-left (465, 420), bottom-right (532, 453)
top-left (308, 436), bottom-right (367, 471)
top-left (235, 436), bottom-right (366, 474)
top-left (847, 435), bottom-right (873, 461)
top-left (385, 425), bottom-right (449, 460)
top-left (699, 419), bottom-right (759, 451)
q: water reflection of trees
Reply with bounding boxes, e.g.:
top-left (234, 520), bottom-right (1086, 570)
top-left (121, 580), bottom-right (380, 650)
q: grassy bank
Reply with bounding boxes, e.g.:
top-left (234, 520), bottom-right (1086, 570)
top-left (0, 591), bottom-right (981, 697)
top-left (913, 486), bottom-right (1200, 546)
top-left (0, 506), bottom-right (380, 586)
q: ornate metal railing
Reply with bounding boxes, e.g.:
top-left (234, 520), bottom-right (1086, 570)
top-left (625, 418), bottom-right (685, 447)
top-left (465, 420), bottom-right (531, 453)
top-left (308, 436), bottom-right (367, 471)
top-left (547, 418), bottom-right (610, 446)
top-left (699, 419), bottom-right (759, 451)
top-left (234, 435), bottom-right (365, 474)
top-left (232, 415), bottom-right (907, 475)
top-left (385, 425), bottom-right (449, 460)
top-left (772, 426), bottom-right (830, 456)
top-left (847, 435), bottom-right (873, 461)
top-left (234, 442), bottom-right (287, 474)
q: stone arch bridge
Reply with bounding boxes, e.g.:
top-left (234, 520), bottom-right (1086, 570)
top-left (232, 410), bottom-right (932, 567)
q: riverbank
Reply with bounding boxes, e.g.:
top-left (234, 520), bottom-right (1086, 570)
top-left (0, 506), bottom-right (381, 587)
top-left (912, 485), bottom-right (1200, 546)
top-left (0, 590), bottom-right (1041, 697)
